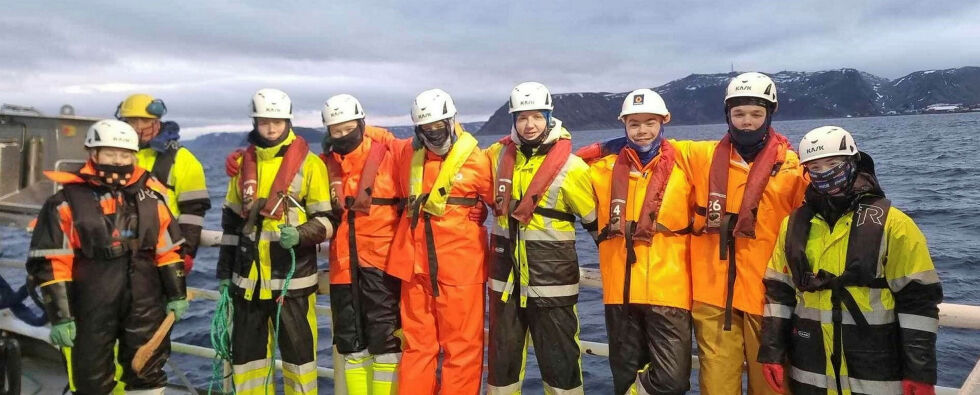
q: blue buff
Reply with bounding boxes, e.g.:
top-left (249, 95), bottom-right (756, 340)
top-left (626, 128), bottom-right (664, 165)
top-left (149, 121), bottom-right (181, 152)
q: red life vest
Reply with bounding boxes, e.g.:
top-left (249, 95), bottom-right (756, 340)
top-left (238, 136), bottom-right (309, 219)
top-left (492, 137), bottom-right (573, 224)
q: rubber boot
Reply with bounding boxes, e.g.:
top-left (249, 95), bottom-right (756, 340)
top-left (343, 350), bottom-right (373, 395)
top-left (372, 352), bottom-right (401, 395)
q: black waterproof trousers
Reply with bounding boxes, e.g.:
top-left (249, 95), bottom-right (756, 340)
top-left (67, 256), bottom-right (169, 394)
top-left (605, 304), bottom-right (692, 395)
top-left (487, 290), bottom-right (583, 393)
top-left (329, 266), bottom-right (402, 355)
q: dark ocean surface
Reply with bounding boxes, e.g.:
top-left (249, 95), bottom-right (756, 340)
top-left (1, 112), bottom-right (977, 393)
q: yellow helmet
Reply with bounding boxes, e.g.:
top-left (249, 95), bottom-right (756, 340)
top-left (116, 93), bottom-right (167, 119)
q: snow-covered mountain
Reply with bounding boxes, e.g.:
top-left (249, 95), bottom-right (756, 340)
top-left (477, 66), bottom-right (980, 134)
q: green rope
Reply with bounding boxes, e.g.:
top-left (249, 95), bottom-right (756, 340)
top-left (208, 285), bottom-right (235, 394)
top-left (264, 247), bottom-right (296, 395)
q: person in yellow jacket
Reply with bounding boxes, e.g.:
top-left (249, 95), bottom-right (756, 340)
top-left (589, 89), bottom-right (694, 395)
top-left (117, 93), bottom-right (211, 273)
top-left (485, 82), bottom-right (598, 394)
top-left (676, 72), bottom-right (807, 394)
top-left (217, 88), bottom-right (335, 394)
top-left (759, 126), bottom-right (942, 395)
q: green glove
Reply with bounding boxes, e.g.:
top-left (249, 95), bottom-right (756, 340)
top-left (218, 279), bottom-right (231, 293)
top-left (50, 320), bottom-right (76, 348)
top-left (278, 224), bottom-right (300, 249)
top-left (167, 299), bottom-right (189, 321)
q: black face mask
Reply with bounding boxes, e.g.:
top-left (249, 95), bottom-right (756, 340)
top-left (727, 113), bottom-right (772, 161)
top-left (419, 122), bottom-right (450, 147)
top-left (94, 163), bottom-right (135, 187)
top-left (326, 127), bottom-right (364, 155)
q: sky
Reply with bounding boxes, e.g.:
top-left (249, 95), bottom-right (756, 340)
top-left (2, 1), bottom-right (979, 137)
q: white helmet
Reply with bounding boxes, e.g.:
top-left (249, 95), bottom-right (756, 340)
top-left (251, 88), bottom-right (293, 119)
top-left (84, 119), bottom-right (139, 152)
top-left (798, 126), bottom-right (859, 164)
top-left (411, 88), bottom-right (457, 125)
top-left (619, 88), bottom-right (671, 122)
top-left (725, 72), bottom-right (778, 111)
top-left (508, 82), bottom-right (553, 113)
top-left (322, 94), bottom-right (365, 127)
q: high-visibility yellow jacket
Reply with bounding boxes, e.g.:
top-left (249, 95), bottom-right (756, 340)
top-left (485, 119), bottom-right (597, 307)
top-left (137, 146), bottom-right (211, 258)
top-left (217, 131), bottom-right (334, 300)
top-left (760, 187), bottom-right (942, 394)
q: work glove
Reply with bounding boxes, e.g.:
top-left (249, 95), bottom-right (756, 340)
top-left (468, 202), bottom-right (488, 224)
top-left (225, 149), bottom-right (244, 177)
top-left (50, 320), bottom-right (76, 348)
top-left (218, 279), bottom-right (231, 294)
top-left (761, 363), bottom-right (785, 394)
top-left (183, 254), bottom-right (194, 273)
top-left (279, 224), bottom-right (300, 250)
top-left (902, 380), bottom-right (935, 395)
top-left (167, 298), bottom-right (189, 321)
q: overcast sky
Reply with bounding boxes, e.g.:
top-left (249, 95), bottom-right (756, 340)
top-left (2, 1), bottom-right (978, 137)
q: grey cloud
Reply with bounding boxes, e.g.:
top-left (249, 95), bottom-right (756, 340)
top-left (2, 1), bottom-right (979, 135)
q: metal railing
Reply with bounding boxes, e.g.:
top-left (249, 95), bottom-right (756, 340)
top-left (1, 228), bottom-right (977, 394)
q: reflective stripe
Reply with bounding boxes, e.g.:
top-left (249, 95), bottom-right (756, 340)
top-left (234, 273), bottom-right (317, 292)
top-left (794, 304), bottom-right (896, 325)
top-left (765, 303), bottom-right (793, 319)
top-left (232, 273), bottom-right (257, 291)
top-left (178, 214), bottom-right (205, 226)
top-left (177, 189), bottom-right (210, 202)
top-left (764, 267), bottom-right (794, 287)
top-left (313, 216), bottom-right (332, 230)
top-left (225, 202), bottom-right (243, 216)
top-left (374, 352), bottom-right (401, 364)
top-left (344, 353), bottom-right (373, 369)
top-left (306, 200), bottom-right (332, 214)
top-left (373, 369), bottom-right (397, 382)
top-left (579, 209), bottom-right (597, 224)
top-left (491, 222), bottom-right (508, 237)
top-left (790, 367), bottom-right (837, 390)
top-left (520, 228), bottom-right (577, 241)
top-left (898, 313), bottom-right (939, 333)
top-left (888, 269), bottom-right (940, 290)
top-left (269, 273), bottom-right (318, 290)
top-left (28, 248), bottom-right (74, 258)
top-left (489, 278), bottom-right (508, 293)
top-left (848, 376), bottom-right (902, 394)
top-left (488, 382), bottom-right (522, 395)
top-left (221, 234), bottom-right (239, 246)
top-left (543, 384), bottom-right (584, 394)
top-left (489, 279), bottom-right (578, 298)
top-left (259, 230), bottom-right (280, 241)
top-left (282, 361), bottom-right (318, 394)
top-left (233, 359), bottom-right (271, 392)
top-left (528, 283), bottom-right (579, 298)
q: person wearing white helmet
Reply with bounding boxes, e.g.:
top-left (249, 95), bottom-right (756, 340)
top-left (116, 93), bottom-right (210, 275)
top-left (759, 127), bottom-right (942, 395)
top-left (217, 88), bottom-right (335, 394)
top-left (384, 88), bottom-right (493, 394)
top-left (27, 119), bottom-right (188, 394)
top-left (319, 94), bottom-right (403, 395)
top-left (587, 89), bottom-right (696, 394)
top-left (673, 72), bottom-right (807, 395)
top-left (485, 82), bottom-right (598, 394)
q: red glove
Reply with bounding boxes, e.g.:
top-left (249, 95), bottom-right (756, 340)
top-left (902, 380), bottom-right (935, 395)
top-left (761, 363), bottom-right (785, 394)
top-left (468, 202), bottom-right (488, 224)
top-left (225, 149), bottom-right (244, 177)
top-left (183, 255), bottom-right (194, 273)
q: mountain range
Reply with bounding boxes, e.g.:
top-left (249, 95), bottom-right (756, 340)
top-left (477, 66), bottom-right (980, 134)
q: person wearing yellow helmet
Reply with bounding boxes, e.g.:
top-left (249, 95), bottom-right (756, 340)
top-left (116, 93), bottom-right (210, 274)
